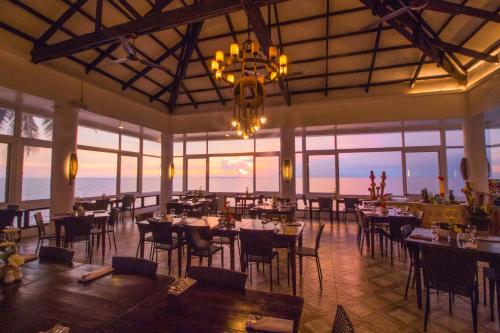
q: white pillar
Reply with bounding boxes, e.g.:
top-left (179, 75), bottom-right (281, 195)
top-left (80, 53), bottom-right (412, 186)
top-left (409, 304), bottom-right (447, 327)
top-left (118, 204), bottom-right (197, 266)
top-left (161, 132), bottom-right (174, 205)
top-left (50, 103), bottom-right (79, 217)
top-left (280, 127), bottom-right (296, 200)
top-left (463, 113), bottom-right (489, 193)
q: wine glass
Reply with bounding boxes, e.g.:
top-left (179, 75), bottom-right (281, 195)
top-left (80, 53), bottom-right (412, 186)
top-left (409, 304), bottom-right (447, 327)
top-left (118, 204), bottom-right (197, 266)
top-left (272, 218), bottom-right (279, 232)
top-left (469, 225), bottom-right (477, 241)
top-left (431, 222), bottom-right (439, 241)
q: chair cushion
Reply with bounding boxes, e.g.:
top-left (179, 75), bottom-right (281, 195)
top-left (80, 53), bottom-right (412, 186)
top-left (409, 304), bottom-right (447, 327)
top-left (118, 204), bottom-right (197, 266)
top-left (296, 246), bottom-right (316, 257)
top-left (155, 239), bottom-right (180, 250)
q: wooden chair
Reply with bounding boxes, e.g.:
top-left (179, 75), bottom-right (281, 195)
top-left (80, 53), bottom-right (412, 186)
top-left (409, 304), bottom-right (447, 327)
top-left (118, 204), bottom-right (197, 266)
top-left (295, 223), bottom-right (326, 289)
top-left (62, 215), bottom-right (94, 263)
top-left (149, 220), bottom-right (180, 275)
top-left (420, 244), bottom-right (478, 333)
top-left (104, 207), bottom-right (119, 252)
top-left (112, 256), bottom-right (158, 276)
top-left (331, 305), bottom-right (355, 333)
top-left (187, 266), bottom-right (247, 290)
top-left (342, 198), bottom-right (359, 225)
top-left (240, 228), bottom-right (279, 291)
top-left (382, 216), bottom-right (419, 266)
top-left (119, 195), bottom-right (135, 222)
top-left (34, 212), bottom-right (57, 253)
top-left (39, 246), bottom-right (74, 265)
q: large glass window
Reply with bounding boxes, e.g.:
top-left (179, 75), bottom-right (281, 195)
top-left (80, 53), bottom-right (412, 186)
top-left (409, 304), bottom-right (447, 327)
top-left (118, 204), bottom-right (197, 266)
top-left (309, 155), bottom-right (336, 193)
top-left (187, 140), bottom-right (207, 155)
top-left (143, 139), bottom-right (161, 156)
top-left (0, 108), bottom-right (15, 136)
top-left (142, 156), bottom-right (161, 193)
top-left (486, 128), bottom-right (500, 146)
top-left (295, 153), bottom-right (303, 194)
top-left (174, 142), bottom-right (184, 156)
top-left (0, 143), bottom-right (7, 202)
top-left (121, 135), bottom-right (140, 152)
top-left (404, 131), bottom-right (440, 147)
top-left (78, 126), bottom-right (119, 150)
top-left (22, 113), bottom-right (52, 141)
top-left (209, 156), bottom-right (253, 193)
top-left (76, 149), bottom-right (117, 197)
top-left (337, 132), bottom-right (402, 149)
top-left (256, 138), bottom-right (280, 152)
top-left (188, 158), bottom-right (206, 190)
top-left (256, 156), bottom-right (279, 192)
top-left (295, 136), bottom-right (302, 152)
top-left (22, 146), bottom-right (51, 201)
top-left (445, 130), bottom-right (463, 146)
top-left (208, 139), bottom-right (253, 154)
top-left (446, 148), bottom-right (464, 199)
top-left (306, 135), bottom-right (335, 150)
top-left (173, 156), bottom-right (184, 192)
top-left (339, 152), bottom-right (403, 195)
top-left (406, 152), bottom-right (439, 194)
top-left (120, 156), bottom-right (138, 193)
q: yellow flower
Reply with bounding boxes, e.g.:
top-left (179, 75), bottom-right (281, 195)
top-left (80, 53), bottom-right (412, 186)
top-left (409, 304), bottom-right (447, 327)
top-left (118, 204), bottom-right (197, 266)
top-left (8, 254), bottom-right (25, 267)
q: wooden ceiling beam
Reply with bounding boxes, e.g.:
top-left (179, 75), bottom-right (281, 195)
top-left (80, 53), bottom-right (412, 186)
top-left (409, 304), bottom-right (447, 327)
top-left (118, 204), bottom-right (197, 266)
top-left (324, 0), bottom-right (329, 96)
top-left (271, 2), bottom-right (291, 106)
top-left (31, 0), bottom-right (287, 63)
top-left (426, 0), bottom-right (500, 23)
top-left (38, 0), bottom-right (88, 44)
top-left (95, 0), bottom-right (103, 32)
top-left (366, 24), bottom-right (382, 93)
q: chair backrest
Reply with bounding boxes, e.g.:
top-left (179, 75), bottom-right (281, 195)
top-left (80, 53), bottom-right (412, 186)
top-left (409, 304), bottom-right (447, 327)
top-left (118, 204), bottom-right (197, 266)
top-left (95, 199), bottom-right (110, 211)
top-left (135, 211), bottom-right (154, 222)
top-left (355, 209), bottom-right (364, 227)
top-left (315, 223), bottom-right (326, 252)
top-left (239, 228), bottom-right (274, 258)
top-left (108, 208), bottom-right (119, 226)
top-left (420, 244), bottom-right (477, 296)
top-left (39, 246), bottom-right (74, 265)
top-left (122, 195), bottom-right (135, 208)
top-left (344, 198), bottom-right (359, 210)
top-left (34, 212), bottom-right (46, 237)
top-left (63, 216), bottom-right (93, 242)
top-left (186, 226), bottom-right (211, 250)
top-left (187, 266), bottom-right (247, 290)
top-left (149, 220), bottom-right (173, 244)
top-left (387, 216), bottom-right (418, 242)
top-left (331, 305), bottom-right (355, 333)
top-left (400, 224), bottom-right (413, 240)
top-left (81, 202), bottom-right (97, 211)
top-left (166, 202), bottom-right (183, 214)
top-left (301, 195), bottom-right (308, 206)
top-left (258, 195), bottom-right (265, 205)
top-left (112, 256), bottom-right (158, 276)
top-left (318, 197), bottom-right (333, 210)
top-left (210, 197), bottom-right (219, 212)
top-left (0, 208), bottom-right (17, 229)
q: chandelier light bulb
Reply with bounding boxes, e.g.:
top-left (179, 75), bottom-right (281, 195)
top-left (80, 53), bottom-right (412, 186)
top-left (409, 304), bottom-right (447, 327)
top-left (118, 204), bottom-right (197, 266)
top-left (215, 70), bottom-right (222, 80)
top-left (230, 43), bottom-right (239, 58)
top-left (243, 134), bottom-right (249, 140)
top-left (215, 50), bottom-right (224, 63)
top-left (260, 116), bottom-right (267, 124)
top-left (227, 74), bottom-right (235, 84)
top-left (237, 130), bottom-right (243, 136)
top-left (211, 60), bottom-right (219, 72)
top-left (231, 119), bottom-right (238, 127)
top-left (279, 54), bottom-right (288, 67)
top-left (268, 46), bottom-right (277, 60)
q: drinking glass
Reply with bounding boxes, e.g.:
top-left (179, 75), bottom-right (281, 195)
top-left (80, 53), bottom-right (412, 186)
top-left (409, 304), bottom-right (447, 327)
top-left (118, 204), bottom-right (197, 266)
top-left (272, 218), bottom-right (279, 232)
top-left (431, 222), bottom-right (439, 241)
top-left (469, 225), bottom-right (477, 241)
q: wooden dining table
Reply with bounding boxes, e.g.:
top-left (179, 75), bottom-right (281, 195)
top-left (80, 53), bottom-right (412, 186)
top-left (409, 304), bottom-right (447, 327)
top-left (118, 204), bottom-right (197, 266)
top-left (361, 208), bottom-right (416, 259)
top-left (406, 227), bottom-right (500, 328)
top-left (52, 211), bottom-right (109, 259)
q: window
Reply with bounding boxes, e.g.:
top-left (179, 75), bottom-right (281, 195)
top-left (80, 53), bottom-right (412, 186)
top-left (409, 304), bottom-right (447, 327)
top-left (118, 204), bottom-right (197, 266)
top-left (256, 156), bottom-right (279, 192)
top-left (488, 147), bottom-right (500, 179)
top-left (174, 142), bottom-right (184, 156)
top-left (120, 156), bottom-right (137, 193)
top-left (209, 156), bottom-right (253, 192)
top-left (187, 140), bottom-right (207, 155)
top-left (339, 152), bottom-right (403, 195)
top-left (255, 138), bottom-right (280, 152)
top-left (76, 149), bottom-right (117, 197)
top-left (295, 153), bottom-right (303, 194)
top-left (337, 132), bottom-right (402, 149)
top-left (173, 156), bottom-right (183, 192)
top-left (22, 113), bottom-right (52, 141)
top-left (0, 108), bottom-right (15, 136)
top-left (445, 130), bottom-right (463, 146)
top-left (142, 156), bottom-right (161, 193)
top-left (0, 143), bottom-right (7, 202)
top-left (406, 152), bottom-right (439, 194)
top-left (78, 126), bottom-right (119, 150)
top-left (446, 148), bottom-right (464, 199)
top-left (22, 146), bottom-right (51, 201)
top-left (143, 139), bottom-right (161, 156)
top-left (208, 139), bottom-right (253, 154)
top-left (486, 128), bottom-right (500, 146)
top-left (188, 158), bottom-right (206, 190)
top-left (404, 131), bottom-right (440, 147)
top-left (121, 135), bottom-right (140, 152)
top-left (306, 135), bottom-right (335, 150)
top-left (295, 136), bottom-right (302, 152)
top-left (309, 155), bottom-right (336, 193)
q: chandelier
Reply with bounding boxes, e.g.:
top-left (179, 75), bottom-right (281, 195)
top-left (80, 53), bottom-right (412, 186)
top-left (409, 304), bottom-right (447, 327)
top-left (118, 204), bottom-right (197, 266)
top-left (211, 38), bottom-right (288, 139)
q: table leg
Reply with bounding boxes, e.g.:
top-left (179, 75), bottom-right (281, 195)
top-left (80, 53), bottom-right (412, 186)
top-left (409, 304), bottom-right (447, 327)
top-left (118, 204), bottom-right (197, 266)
top-left (370, 220), bottom-right (375, 259)
top-left (309, 207), bottom-right (312, 222)
top-left (290, 240), bottom-right (297, 295)
top-left (178, 231), bottom-right (183, 277)
top-left (101, 218), bottom-right (106, 259)
top-left (335, 200), bottom-right (340, 221)
top-left (230, 236), bottom-right (235, 270)
top-left (412, 246), bottom-right (422, 309)
top-left (298, 235), bottom-right (303, 276)
top-left (139, 229), bottom-right (145, 258)
top-left (493, 259), bottom-right (500, 329)
top-left (55, 221), bottom-right (61, 247)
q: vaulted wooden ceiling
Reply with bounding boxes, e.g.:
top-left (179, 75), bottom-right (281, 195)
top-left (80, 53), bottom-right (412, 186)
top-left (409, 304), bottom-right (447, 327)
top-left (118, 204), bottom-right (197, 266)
top-left (0, 0), bottom-right (498, 113)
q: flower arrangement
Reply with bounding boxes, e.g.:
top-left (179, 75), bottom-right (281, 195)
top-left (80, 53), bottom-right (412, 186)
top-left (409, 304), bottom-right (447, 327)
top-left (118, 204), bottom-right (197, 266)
top-left (222, 201), bottom-right (234, 225)
top-left (0, 241), bottom-right (25, 283)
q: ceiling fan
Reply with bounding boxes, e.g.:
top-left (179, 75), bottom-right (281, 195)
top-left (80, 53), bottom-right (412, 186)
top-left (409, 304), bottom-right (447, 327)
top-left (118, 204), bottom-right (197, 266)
top-left (362, 0), bottom-right (429, 30)
top-left (104, 35), bottom-right (173, 74)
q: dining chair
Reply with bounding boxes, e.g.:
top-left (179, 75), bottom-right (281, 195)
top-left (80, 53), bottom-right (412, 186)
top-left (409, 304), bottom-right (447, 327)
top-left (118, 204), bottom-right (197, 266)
top-left (39, 246), bottom-right (74, 265)
top-left (119, 195), bottom-right (135, 223)
top-left (209, 197), bottom-right (220, 215)
top-left (239, 228), bottom-right (279, 291)
top-left (296, 223), bottom-right (325, 289)
top-left (331, 305), bottom-right (355, 333)
top-left (95, 198), bottom-right (110, 211)
top-left (300, 195), bottom-right (310, 219)
top-left (135, 218), bottom-right (154, 258)
top-left (342, 198), bottom-right (359, 225)
top-left (318, 197), bottom-right (334, 224)
top-left (34, 212), bottom-right (57, 253)
top-left (382, 216), bottom-right (418, 266)
top-left (0, 208), bottom-right (17, 229)
top-left (149, 220), bottom-right (180, 275)
top-left (482, 266), bottom-right (496, 321)
top-left (112, 256), bottom-right (158, 276)
top-left (62, 215), bottom-right (94, 263)
top-left (105, 207), bottom-right (119, 252)
top-left (355, 209), bottom-right (364, 252)
top-left (185, 226), bottom-right (224, 275)
top-left (400, 224), bottom-right (417, 299)
top-left (187, 266), bottom-right (247, 290)
top-left (420, 244), bottom-right (478, 333)
top-left (166, 201), bottom-right (184, 214)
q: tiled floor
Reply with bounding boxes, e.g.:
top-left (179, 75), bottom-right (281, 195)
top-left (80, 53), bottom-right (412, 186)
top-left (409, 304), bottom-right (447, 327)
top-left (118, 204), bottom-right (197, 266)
top-left (18, 215), bottom-right (500, 333)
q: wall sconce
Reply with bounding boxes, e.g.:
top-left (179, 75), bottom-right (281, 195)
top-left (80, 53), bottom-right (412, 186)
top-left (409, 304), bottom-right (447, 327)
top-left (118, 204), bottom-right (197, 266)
top-left (69, 152), bottom-right (78, 185)
top-left (168, 162), bottom-right (175, 181)
top-left (282, 159), bottom-right (293, 182)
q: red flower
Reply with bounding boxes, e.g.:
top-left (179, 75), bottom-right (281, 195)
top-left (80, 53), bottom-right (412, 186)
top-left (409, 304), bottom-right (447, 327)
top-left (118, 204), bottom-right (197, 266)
top-left (437, 176), bottom-right (444, 181)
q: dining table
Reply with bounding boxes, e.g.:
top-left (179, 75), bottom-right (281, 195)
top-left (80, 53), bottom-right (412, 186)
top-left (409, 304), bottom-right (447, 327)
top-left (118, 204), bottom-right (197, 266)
top-left (406, 227), bottom-right (500, 328)
top-left (250, 203), bottom-right (295, 221)
top-left (137, 215), bottom-right (305, 295)
top-left (361, 207), bottom-right (416, 259)
top-left (52, 211), bottom-right (110, 259)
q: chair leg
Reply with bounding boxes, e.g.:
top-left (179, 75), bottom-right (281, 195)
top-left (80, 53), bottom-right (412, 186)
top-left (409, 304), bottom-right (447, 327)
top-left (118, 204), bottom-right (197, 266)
top-left (424, 286), bottom-right (430, 332)
top-left (489, 277), bottom-right (495, 321)
top-left (316, 256), bottom-right (323, 290)
top-left (276, 253), bottom-right (280, 285)
top-left (269, 261), bottom-right (273, 292)
top-left (221, 247), bottom-right (224, 268)
top-left (36, 239), bottom-right (41, 254)
top-left (168, 250), bottom-right (172, 275)
top-left (472, 292), bottom-right (478, 333)
top-left (390, 241), bottom-right (394, 266)
top-left (112, 232), bottom-right (117, 252)
top-left (404, 262), bottom-right (413, 299)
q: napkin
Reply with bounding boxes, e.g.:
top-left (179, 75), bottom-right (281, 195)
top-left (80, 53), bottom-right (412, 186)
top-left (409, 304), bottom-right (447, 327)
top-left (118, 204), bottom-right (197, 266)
top-left (23, 253), bottom-right (38, 262)
top-left (78, 267), bottom-right (114, 283)
top-left (39, 323), bottom-right (70, 333)
top-left (246, 316), bottom-right (294, 333)
top-left (167, 278), bottom-right (197, 296)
